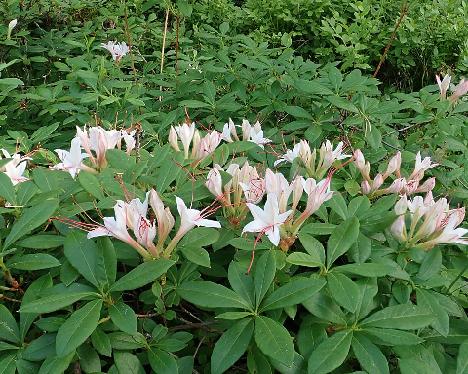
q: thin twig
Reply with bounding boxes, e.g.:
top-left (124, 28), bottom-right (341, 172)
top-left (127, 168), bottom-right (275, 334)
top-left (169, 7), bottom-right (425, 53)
top-left (373, 1), bottom-right (408, 78)
top-left (159, 8), bottom-right (170, 101)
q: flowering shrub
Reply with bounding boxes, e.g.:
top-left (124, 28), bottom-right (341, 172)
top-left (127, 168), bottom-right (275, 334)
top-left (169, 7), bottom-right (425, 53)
top-left (0, 110), bottom-right (467, 373)
top-left (0, 6), bottom-right (468, 374)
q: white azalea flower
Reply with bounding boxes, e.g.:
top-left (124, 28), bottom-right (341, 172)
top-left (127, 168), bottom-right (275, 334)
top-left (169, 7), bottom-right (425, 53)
top-left (101, 41), bottom-right (130, 62)
top-left (243, 193), bottom-right (292, 246)
top-left (53, 137), bottom-right (89, 178)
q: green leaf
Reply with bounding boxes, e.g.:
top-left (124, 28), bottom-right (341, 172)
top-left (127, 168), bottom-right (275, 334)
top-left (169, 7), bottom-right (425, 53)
top-left (109, 302), bottom-right (137, 335)
top-left (3, 198), bottom-right (59, 250)
top-left (327, 272), bottom-right (360, 313)
top-left (178, 281), bottom-right (250, 310)
top-left (0, 173), bottom-right (16, 203)
top-left (286, 252), bottom-right (323, 268)
top-left (334, 263), bottom-right (392, 277)
top-left (179, 245), bottom-right (210, 267)
top-left (456, 340), bottom-right (468, 374)
top-left (348, 234), bottom-right (371, 264)
top-left (327, 193), bottom-right (348, 220)
top-left (216, 312), bottom-right (252, 320)
top-left (296, 232), bottom-right (325, 265)
top-left (91, 327), bottom-right (112, 357)
top-left (20, 274), bottom-right (53, 340)
top-left (327, 95), bottom-right (358, 112)
top-left (77, 344), bottom-right (101, 373)
top-left (78, 171), bottom-right (104, 199)
top-left (307, 331), bottom-right (352, 374)
top-left (38, 352), bottom-right (74, 374)
top-left (56, 299), bottom-right (103, 356)
top-left (416, 289), bottom-right (449, 336)
top-left (254, 316), bottom-right (294, 367)
top-left (64, 231), bottom-right (105, 288)
top-left (211, 318), bottom-right (254, 374)
top-left (417, 248), bottom-right (442, 281)
top-left (20, 292), bottom-right (97, 314)
top-left (254, 251), bottom-right (276, 307)
top-left (8, 254), bottom-right (60, 270)
top-left (303, 292), bottom-right (347, 324)
top-left (17, 235), bottom-right (64, 249)
top-left (352, 335), bottom-right (389, 374)
top-left (0, 354), bottom-right (16, 374)
top-left (361, 304), bottom-right (434, 330)
top-left (326, 217), bottom-right (360, 268)
top-left (98, 237), bottom-right (117, 286)
top-left (110, 259), bottom-right (174, 292)
top-left (260, 278), bottom-right (326, 312)
top-left (114, 352), bottom-right (145, 374)
top-left (22, 333), bottom-right (56, 361)
top-left (148, 349), bottom-right (178, 374)
top-left (179, 99), bottom-right (211, 108)
top-left (363, 328), bottom-right (424, 346)
top-left (0, 305), bottom-right (20, 343)
top-left (228, 261), bottom-right (255, 309)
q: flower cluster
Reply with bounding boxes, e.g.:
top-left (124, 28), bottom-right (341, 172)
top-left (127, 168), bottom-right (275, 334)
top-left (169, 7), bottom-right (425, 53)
top-left (54, 125), bottom-right (136, 177)
top-left (206, 163), bottom-right (333, 250)
top-left (221, 119), bottom-right (271, 148)
top-left (436, 74), bottom-right (468, 102)
top-left (78, 116), bottom-right (467, 258)
top-left (391, 192), bottom-right (468, 250)
top-left (0, 149), bottom-right (29, 185)
top-left (87, 190), bottom-right (220, 260)
top-left (275, 139), bottom-right (349, 179)
top-left (169, 122), bottom-right (222, 162)
top-left (206, 161), bottom-right (265, 225)
top-left (353, 150), bottom-right (437, 197)
top-left (101, 41), bottom-right (130, 63)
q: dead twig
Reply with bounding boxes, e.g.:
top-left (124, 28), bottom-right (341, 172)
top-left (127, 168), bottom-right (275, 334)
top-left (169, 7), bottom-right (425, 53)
top-left (373, 1), bottom-right (409, 78)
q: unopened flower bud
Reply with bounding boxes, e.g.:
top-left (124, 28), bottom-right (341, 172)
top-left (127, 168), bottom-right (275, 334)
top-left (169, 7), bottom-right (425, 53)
top-left (385, 151), bottom-right (401, 177)
top-left (415, 177), bottom-right (436, 193)
top-left (372, 174), bottom-right (384, 190)
top-left (361, 180), bottom-right (371, 195)
top-left (169, 126), bottom-right (179, 151)
top-left (395, 195), bottom-right (408, 215)
top-left (206, 168), bottom-right (223, 197)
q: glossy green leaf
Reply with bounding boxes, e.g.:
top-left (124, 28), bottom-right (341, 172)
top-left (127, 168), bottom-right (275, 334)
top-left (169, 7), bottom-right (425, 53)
top-left (228, 261), bottom-right (255, 309)
top-left (56, 299), bottom-right (103, 356)
top-left (110, 259), bottom-right (174, 292)
top-left (114, 352), bottom-right (145, 374)
top-left (8, 254), bottom-right (60, 270)
top-left (109, 302), bottom-right (137, 335)
top-left (64, 231), bottom-right (105, 288)
top-left (148, 348), bottom-right (178, 374)
top-left (361, 304), bottom-right (434, 330)
top-left (352, 335), bottom-right (389, 374)
top-left (456, 340), bottom-right (468, 374)
top-left (3, 198), bottom-right (59, 250)
top-left (254, 251), bottom-right (276, 307)
top-left (260, 278), bottom-right (326, 312)
top-left (211, 318), bottom-right (254, 374)
top-left (254, 316), bottom-right (294, 367)
top-left (20, 291), bottom-right (97, 314)
top-left (307, 331), bottom-right (352, 374)
top-left (326, 217), bottom-right (360, 268)
top-left (327, 272), bottom-right (360, 313)
top-left (178, 281), bottom-right (251, 310)
top-left (0, 305), bottom-right (20, 343)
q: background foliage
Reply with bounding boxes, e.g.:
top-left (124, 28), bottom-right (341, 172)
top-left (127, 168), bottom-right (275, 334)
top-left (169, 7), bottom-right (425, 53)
top-left (0, 0), bottom-right (467, 373)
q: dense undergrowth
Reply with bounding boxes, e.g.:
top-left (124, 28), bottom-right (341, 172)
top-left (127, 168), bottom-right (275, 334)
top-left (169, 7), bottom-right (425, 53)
top-left (0, 1), bottom-right (467, 373)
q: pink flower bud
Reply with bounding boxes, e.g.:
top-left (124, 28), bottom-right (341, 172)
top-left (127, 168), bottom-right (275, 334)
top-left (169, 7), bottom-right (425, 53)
top-left (206, 168), bottom-right (223, 197)
top-left (361, 180), bottom-right (371, 195)
top-left (169, 126), bottom-right (179, 151)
